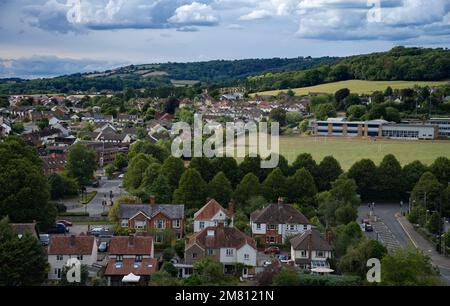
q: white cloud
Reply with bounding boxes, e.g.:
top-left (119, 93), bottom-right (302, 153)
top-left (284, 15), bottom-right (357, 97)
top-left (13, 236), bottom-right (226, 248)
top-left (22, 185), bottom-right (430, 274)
top-left (239, 9), bottom-right (272, 20)
top-left (168, 2), bottom-right (219, 25)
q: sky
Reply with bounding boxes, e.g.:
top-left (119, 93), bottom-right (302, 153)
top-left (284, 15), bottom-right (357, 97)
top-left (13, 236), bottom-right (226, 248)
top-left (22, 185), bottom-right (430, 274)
top-left (0, 0), bottom-right (449, 78)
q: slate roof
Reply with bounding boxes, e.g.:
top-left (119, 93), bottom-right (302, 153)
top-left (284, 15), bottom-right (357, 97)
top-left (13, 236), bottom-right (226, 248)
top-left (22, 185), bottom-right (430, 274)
top-left (290, 229), bottom-right (332, 251)
top-left (186, 225), bottom-right (256, 250)
top-left (119, 204), bottom-right (185, 220)
top-left (104, 258), bottom-right (158, 276)
top-left (250, 203), bottom-right (310, 225)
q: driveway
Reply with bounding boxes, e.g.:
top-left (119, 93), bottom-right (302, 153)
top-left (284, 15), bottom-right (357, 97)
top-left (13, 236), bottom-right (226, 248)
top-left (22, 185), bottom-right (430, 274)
top-left (65, 178), bottom-right (126, 217)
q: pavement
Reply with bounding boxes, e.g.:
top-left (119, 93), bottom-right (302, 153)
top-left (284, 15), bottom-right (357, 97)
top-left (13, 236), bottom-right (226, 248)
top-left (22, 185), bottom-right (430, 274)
top-left (64, 178), bottom-right (126, 217)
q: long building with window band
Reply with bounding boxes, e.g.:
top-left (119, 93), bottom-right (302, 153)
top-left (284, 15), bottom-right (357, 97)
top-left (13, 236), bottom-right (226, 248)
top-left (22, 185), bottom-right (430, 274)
top-left (313, 118), bottom-right (438, 140)
top-left (427, 118), bottom-right (450, 138)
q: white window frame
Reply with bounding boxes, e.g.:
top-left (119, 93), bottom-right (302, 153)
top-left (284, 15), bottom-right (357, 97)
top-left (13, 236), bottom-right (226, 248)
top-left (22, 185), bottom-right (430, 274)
top-left (173, 219), bottom-right (181, 229)
top-left (244, 254), bottom-right (250, 261)
top-left (156, 220), bottom-right (165, 230)
top-left (225, 249), bottom-right (234, 257)
top-left (135, 220), bottom-right (146, 230)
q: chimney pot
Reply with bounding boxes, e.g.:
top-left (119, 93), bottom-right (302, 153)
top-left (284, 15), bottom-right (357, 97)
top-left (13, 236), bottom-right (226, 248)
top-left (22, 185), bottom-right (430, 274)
top-left (149, 195), bottom-right (156, 206)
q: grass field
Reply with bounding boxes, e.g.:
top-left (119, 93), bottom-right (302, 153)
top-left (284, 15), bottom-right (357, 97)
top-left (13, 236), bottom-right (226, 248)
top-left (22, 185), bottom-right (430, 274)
top-left (277, 135), bottom-right (450, 170)
top-left (254, 80), bottom-right (450, 96)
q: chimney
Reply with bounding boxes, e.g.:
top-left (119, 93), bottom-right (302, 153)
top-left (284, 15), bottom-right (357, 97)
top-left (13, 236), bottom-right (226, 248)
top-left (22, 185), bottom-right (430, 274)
top-left (307, 232), bottom-right (313, 262)
top-left (278, 197), bottom-right (284, 205)
top-left (70, 235), bottom-right (76, 246)
top-left (149, 195), bottom-right (156, 206)
top-left (128, 235), bottom-right (134, 247)
top-left (325, 229), bottom-right (333, 244)
top-left (228, 199), bottom-right (235, 216)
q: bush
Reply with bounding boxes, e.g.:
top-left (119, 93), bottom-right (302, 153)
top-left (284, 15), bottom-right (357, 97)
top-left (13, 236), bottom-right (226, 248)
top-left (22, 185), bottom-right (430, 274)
top-left (112, 225), bottom-right (136, 236)
top-left (58, 212), bottom-right (89, 217)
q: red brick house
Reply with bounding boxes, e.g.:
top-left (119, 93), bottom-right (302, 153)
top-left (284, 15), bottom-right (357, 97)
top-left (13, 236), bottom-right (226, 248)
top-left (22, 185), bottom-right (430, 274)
top-left (104, 235), bottom-right (158, 286)
top-left (119, 197), bottom-right (185, 242)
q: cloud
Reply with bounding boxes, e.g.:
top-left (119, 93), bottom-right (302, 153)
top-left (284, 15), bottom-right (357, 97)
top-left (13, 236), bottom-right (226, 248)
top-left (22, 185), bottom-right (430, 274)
top-left (239, 10), bottom-right (272, 20)
top-left (169, 2), bottom-right (219, 25)
top-left (0, 55), bottom-right (127, 79)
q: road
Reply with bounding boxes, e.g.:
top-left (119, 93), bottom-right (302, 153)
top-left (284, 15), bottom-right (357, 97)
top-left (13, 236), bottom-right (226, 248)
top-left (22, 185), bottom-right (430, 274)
top-left (358, 202), bottom-right (450, 284)
top-left (65, 179), bottom-right (126, 217)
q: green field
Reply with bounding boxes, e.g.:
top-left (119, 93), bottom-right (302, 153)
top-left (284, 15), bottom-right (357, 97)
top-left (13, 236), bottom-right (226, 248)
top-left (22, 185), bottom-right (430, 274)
top-left (277, 135), bottom-right (450, 170)
top-left (254, 80), bottom-right (449, 96)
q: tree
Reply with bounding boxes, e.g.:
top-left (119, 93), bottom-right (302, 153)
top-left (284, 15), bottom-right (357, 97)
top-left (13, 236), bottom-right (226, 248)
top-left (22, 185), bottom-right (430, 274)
top-left (66, 142), bottom-right (97, 187)
top-left (348, 159), bottom-right (378, 200)
top-left (429, 157), bottom-right (450, 185)
top-left (384, 86), bottom-right (393, 97)
top-left (269, 108), bottom-right (287, 126)
top-left (149, 270), bottom-right (181, 286)
top-left (113, 153), bottom-right (128, 170)
top-left (161, 156), bottom-right (185, 189)
top-left (150, 174), bottom-right (172, 203)
top-left (426, 211), bottom-right (441, 234)
top-left (287, 168), bottom-right (317, 206)
top-left (290, 153), bottom-right (318, 177)
top-left (272, 267), bottom-right (300, 286)
top-left (376, 154), bottom-right (403, 200)
top-left (315, 103), bottom-right (337, 120)
top-left (332, 221), bottom-right (364, 258)
top-left (316, 156), bottom-right (343, 191)
top-left (411, 172), bottom-right (443, 211)
top-left (172, 168), bottom-right (207, 209)
top-left (385, 106), bottom-right (401, 123)
top-left (238, 155), bottom-right (263, 181)
top-left (0, 218), bottom-right (48, 286)
top-left (233, 173), bottom-right (261, 209)
top-left (371, 91), bottom-right (385, 104)
top-left (128, 140), bottom-right (170, 163)
top-left (189, 157), bottom-right (214, 182)
top-left (368, 104), bottom-right (386, 120)
top-left (402, 161), bottom-right (428, 193)
top-left (286, 112), bottom-right (303, 126)
top-left (338, 240), bottom-right (387, 279)
top-left (334, 88), bottom-right (350, 109)
top-left (261, 168), bottom-right (287, 202)
top-left (342, 94), bottom-right (361, 110)
top-left (381, 247), bottom-right (443, 285)
top-left (335, 204), bottom-right (358, 225)
top-left (346, 105), bottom-right (366, 121)
top-left (37, 118), bottom-right (49, 130)
top-left (48, 173), bottom-right (79, 200)
top-left (164, 96), bottom-right (180, 114)
top-left (208, 172), bottom-right (233, 205)
top-left (104, 164), bottom-right (116, 178)
top-left (123, 154), bottom-right (152, 191)
top-left (299, 119), bottom-right (309, 133)
top-left (191, 257), bottom-right (225, 285)
top-left (211, 157), bottom-right (240, 188)
top-left (140, 163), bottom-right (162, 191)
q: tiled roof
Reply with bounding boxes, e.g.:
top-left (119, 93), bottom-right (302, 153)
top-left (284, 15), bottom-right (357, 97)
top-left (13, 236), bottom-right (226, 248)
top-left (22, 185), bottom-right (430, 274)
top-left (48, 235), bottom-right (95, 255)
top-left (193, 199), bottom-right (231, 221)
top-left (109, 236), bottom-right (153, 255)
top-left (187, 225), bottom-right (256, 250)
top-left (10, 223), bottom-right (38, 238)
top-left (290, 229), bottom-right (332, 251)
top-left (104, 258), bottom-right (158, 276)
top-left (119, 204), bottom-right (184, 220)
top-left (250, 203), bottom-right (310, 225)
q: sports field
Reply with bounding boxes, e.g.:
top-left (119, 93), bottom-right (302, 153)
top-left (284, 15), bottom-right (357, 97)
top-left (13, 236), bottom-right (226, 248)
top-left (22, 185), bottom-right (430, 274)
top-left (254, 80), bottom-right (449, 96)
top-left (277, 135), bottom-right (450, 170)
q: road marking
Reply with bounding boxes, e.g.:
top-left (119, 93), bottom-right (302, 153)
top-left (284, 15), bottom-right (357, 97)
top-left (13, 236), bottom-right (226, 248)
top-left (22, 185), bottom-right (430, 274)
top-left (395, 214), bottom-right (418, 248)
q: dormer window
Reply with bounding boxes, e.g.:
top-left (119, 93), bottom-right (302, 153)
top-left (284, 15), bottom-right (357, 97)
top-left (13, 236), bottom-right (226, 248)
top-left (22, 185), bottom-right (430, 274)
top-left (207, 230), bottom-right (215, 237)
top-left (116, 255), bottom-right (123, 262)
top-left (135, 255), bottom-right (142, 262)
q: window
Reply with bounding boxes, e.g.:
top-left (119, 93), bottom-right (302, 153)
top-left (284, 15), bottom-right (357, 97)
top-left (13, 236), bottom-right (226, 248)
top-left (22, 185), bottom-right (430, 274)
top-left (303, 225), bottom-right (308, 231)
top-left (300, 250), bottom-right (307, 257)
top-left (317, 251), bottom-right (325, 258)
top-left (120, 219), bottom-right (128, 228)
top-left (156, 220), bottom-right (165, 229)
top-left (116, 255), bottom-right (123, 262)
top-left (226, 249), bottom-right (234, 256)
top-left (155, 233), bottom-right (163, 243)
top-left (173, 219), bottom-right (181, 228)
top-left (199, 221), bottom-right (205, 229)
top-left (55, 268), bottom-right (61, 279)
top-left (269, 224), bottom-right (277, 230)
top-left (77, 255), bottom-right (83, 261)
top-left (244, 254), bottom-right (250, 261)
top-left (266, 236), bottom-right (275, 243)
top-left (192, 253), bottom-right (197, 259)
top-left (256, 223), bottom-right (261, 230)
top-left (289, 224), bottom-right (295, 231)
top-left (56, 255), bottom-right (63, 261)
top-left (135, 255), bottom-right (142, 262)
top-left (135, 220), bottom-right (146, 230)
top-left (207, 249), bottom-right (214, 256)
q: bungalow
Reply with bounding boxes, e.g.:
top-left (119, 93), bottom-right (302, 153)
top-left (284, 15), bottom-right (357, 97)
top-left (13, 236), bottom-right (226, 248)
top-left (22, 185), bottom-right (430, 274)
top-left (290, 229), bottom-right (332, 270)
top-left (119, 196), bottom-right (185, 241)
top-left (185, 222), bottom-right (257, 278)
top-left (193, 198), bottom-right (234, 232)
top-left (47, 235), bottom-right (97, 281)
top-left (104, 235), bottom-right (158, 286)
top-left (250, 197), bottom-right (311, 244)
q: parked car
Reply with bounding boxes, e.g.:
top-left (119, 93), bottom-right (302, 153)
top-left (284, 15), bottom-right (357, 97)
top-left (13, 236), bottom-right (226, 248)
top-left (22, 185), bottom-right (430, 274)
top-left (365, 223), bottom-right (374, 232)
top-left (47, 223), bottom-right (68, 234)
top-left (56, 220), bottom-right (73, 227)
top-left (39, 234), bottom-right (50, 246)
top-left (263, 260), bottom-right (272, 267)
top-left (264, 246), bottom-right (280, 254)
top-left (89, 227), bottom-right (112, 237)
top-left (91, 180), bottom-right (100, 188)
top-left (98, 241), bottom-right (108, 252)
